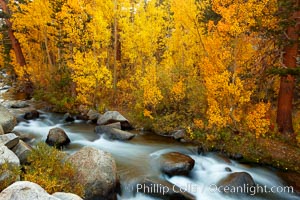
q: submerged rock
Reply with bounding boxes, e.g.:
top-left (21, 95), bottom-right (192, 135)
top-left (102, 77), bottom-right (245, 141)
top-left (95, 125), bottom-right (135, 141)
top-left (67, 146), bottom-right (118, 200)
top-left (46, 127), bottom-right (70, 148)
top-left (159, 152), bottom-right (195, 176)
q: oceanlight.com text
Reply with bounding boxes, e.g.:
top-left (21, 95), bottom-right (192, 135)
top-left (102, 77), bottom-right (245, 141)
top-left (209, 184), bottom-right (294, 196)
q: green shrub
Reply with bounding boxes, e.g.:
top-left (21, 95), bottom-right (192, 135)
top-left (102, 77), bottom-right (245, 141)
top-left (0, 161), bottom-right (20, 192)
top-left (22, 142), bottom-right (84, 197)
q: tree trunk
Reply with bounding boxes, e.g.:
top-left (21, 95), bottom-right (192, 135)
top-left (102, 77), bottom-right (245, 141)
top-left (276, 4), bottom-right (299, 135)
top-left (0, 0), bottom-right (26, 67)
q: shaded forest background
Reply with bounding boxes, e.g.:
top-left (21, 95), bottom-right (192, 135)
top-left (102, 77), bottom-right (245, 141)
top-left (0, 0), bottom-right (299, 143)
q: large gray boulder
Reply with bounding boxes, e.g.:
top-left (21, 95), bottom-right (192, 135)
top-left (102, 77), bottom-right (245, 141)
top-left (0, 133), bottom-right (19, 149)
top-left (52, 192), bottom-right (83, 200)
top-left (0, 145), bottom-right (20, 166)
top-left (0, 181), bottom-right (59, 200)
top-left (67, 146), bottom-right (118, 200)
top-left (95, 126), bottom-right (135, 141)
top-left (97, 111), bottom-right (132, 130)
top-left (46, 128), bottom-right (70, 148)
top-left (12, 140), bottom-right (32, 164)
top-left (159, 152), bottom-right (195, 176)
top-left (0, 105), bottom-right (17, 133)
top-left (87, 109), bottom-right (100, 122)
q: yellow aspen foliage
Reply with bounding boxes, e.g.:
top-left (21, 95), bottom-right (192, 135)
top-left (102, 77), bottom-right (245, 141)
top-left (246, 102), bottom-right (271, 138)
top-left (141, 64), bottom-right (163, 111)
top-left (194, 119), bottom-right (205, 129)
top-left (170, 79), bottom-right (186, 103)
top-left (118, 0), bottom-right (168, 118)
top-left (69, 51), bottom-right (112, 106)
top-left (212, 0), bottom-right (278, 37)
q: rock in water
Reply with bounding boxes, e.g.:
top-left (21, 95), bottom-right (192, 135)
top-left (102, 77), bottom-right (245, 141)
top-left (67, 146), bottom-right (118, 200)
top-left (218, 172), bottom-right (256, 194)
top-left (95, 125), bottom-right (135, 140)
top-left (0, 181), bottom-right (59, 200)
top-left (0, 105), bottom-right (17, 133)
top-left (24, 110), bottom-right (40, 120)
top-left (46, 127), bottom-right (70, 148)
top-left (97, 111), bottom-right (132, 130)
top-left (159, 152), bottom-right (195, 176)
top-left (63, 113), bottom-right (75, 122)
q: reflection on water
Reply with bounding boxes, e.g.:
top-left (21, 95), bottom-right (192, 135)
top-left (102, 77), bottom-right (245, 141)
top-left (11, 111), bottom-right (300, 200)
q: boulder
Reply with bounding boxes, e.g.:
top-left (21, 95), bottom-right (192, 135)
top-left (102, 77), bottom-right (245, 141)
top-left (0, 145), bottom-right (20, 166)
top-left (0, 181), bottom-right (59, 200)
top-left (0, 133), bottom-right (19, 149)
top-left (105, 122), bottom-right (122, 130)
top-left (52, 192), bottom-right (83, 200)
top-left (97, 111), bottom-right (132, 130)
top-left (12, 131), bottom-right (35, 143)
top-left (75, 115), bottom-right (89, 121)
top-left (12, 140), bottom-right (32, 164)
top-left (159, 152), bottom-right (195, 176)
top-left (10, 101), bottom-right (29, 108)
top-left (63, 113), bottom-right (75, 122)
top-left (87, 109), bottom-right (100, 122)
top-left (218, 172), bottom-right (256, 194)
top-left (24, 110), bottom-right (40, 120)
top-left (0, 125), bottom-right (4, 135)
top-left (171, 129), bottom-right (186, 140)
top-left (0, 105), bottom-right (17, 133)
top-left (67, 146), bottom-right (118, 200)
top-left (137, 177), bottom-right (196, 200)
top-left (95, 126), bottom-right (135, 141)
top-left (46, 128), bottom-right (70, 148)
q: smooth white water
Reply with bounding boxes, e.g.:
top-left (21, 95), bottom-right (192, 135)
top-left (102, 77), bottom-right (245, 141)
top-left (10, 111), bottom-right (300, 200)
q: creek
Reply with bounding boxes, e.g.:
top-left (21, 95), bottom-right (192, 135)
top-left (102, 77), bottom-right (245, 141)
top-left (1, 86), bottom-right (299, 200)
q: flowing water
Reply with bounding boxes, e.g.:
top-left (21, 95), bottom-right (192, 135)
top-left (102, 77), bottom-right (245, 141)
top-left (1, 86), bottom-right (300, 200)
top-left (10, 111), bottom-right (300, 200)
